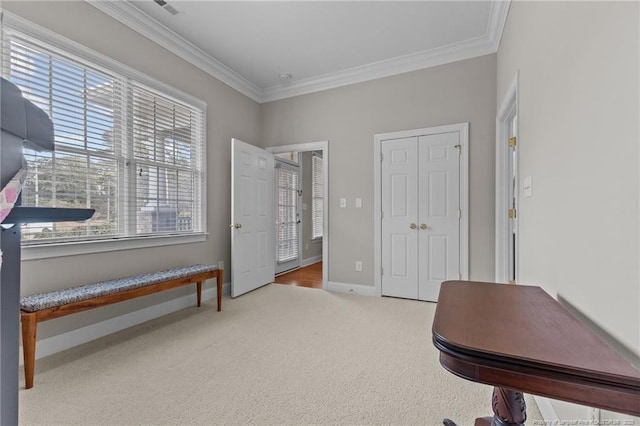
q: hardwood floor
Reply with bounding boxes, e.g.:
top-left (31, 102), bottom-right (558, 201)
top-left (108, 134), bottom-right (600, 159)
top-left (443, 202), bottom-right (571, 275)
top-left (274, 262), bottom-right (323, 289)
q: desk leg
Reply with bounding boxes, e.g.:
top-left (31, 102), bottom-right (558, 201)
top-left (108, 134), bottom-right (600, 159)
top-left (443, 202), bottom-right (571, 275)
top-left (474, 387), bottom-right (526, 426)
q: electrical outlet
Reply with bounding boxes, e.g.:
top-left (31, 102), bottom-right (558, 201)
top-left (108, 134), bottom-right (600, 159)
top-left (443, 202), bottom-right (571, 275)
top-left (355, 261), bottom-right (362, 272)
top-left (218, 260), bottom-right (224, 270)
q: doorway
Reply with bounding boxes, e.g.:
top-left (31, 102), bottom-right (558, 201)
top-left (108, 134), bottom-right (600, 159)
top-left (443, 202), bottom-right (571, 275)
top-left (231, 140), bottom-right (328, 297)
top-left (268, 142), bottom-right (328, 290)
top-left (373, 124), bottom-right (469, 302)
top-left (275, 158), bottom-right (302, 275)
top-left (496, 73), bottom-right (519, 284)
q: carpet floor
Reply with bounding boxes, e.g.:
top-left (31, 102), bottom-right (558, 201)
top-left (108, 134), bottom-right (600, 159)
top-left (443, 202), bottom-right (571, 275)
top-left (19, 284), bottom-right (542, 425)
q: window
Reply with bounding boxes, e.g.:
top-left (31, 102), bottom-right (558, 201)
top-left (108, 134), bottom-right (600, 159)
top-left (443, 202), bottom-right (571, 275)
top-left (275, 161), bottom-right (300, 263)
top-left (311, 153), bottom-right (323, 239)
top-left (1, 24), bottom-right (206, 246)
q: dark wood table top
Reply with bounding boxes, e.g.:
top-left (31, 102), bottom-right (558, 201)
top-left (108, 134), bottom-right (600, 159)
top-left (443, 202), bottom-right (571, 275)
top-left (432, 280), bottom-right (640, 416)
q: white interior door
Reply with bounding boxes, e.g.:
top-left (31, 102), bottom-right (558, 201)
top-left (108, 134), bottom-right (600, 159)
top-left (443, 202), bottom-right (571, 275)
top-left (417, 133), bottom-right (461, 301)
top-left (231, 139), bottom-right (275, 297)
top-left (380, 128), bottom-right (462, 302)
top-left (381, 137), bottom-right (419, 299)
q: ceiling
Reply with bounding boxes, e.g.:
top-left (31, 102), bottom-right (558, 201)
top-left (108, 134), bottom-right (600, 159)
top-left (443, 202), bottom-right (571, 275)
top-left (88, 1), bottom-right (510, 103)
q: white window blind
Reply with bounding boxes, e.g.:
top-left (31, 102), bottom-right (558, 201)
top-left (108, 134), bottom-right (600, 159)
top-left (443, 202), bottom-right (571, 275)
top-left (311, 153), bottom-right (323, 239)
top-left (1, 26), bottom-right (205, 245)
top-left (276, 162), bottom-right (300, 263)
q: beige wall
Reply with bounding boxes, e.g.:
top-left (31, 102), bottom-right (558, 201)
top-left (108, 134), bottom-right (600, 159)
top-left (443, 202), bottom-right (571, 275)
top-left (497, 1), bottom-right (639, 420)
top-left (261, 55), bottom-right (497, 285)
top-left (4, 1), bottom-right (261, 338)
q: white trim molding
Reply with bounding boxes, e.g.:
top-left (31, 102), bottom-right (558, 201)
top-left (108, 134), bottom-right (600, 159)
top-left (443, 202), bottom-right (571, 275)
top-left (261, 36), bottom-right (495, 103)
top-left (486, 0), bottom-right (511, 51)
top-left (327, 282), bottom-right (377, 297)
top-left (85, 0), bottom-right (511, 104)
top-left (373, 123), bottom-right (470, 298)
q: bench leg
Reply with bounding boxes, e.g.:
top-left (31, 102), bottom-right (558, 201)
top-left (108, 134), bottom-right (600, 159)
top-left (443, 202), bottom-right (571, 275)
top-left (216, 270), bottom-right (223, 312)
top-left (21, 312), bottom-right (37, 389)
top-left (196, 282), bottom-right (202, 307)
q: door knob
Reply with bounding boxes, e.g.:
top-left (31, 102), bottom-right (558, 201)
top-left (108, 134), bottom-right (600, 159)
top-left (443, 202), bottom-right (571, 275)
top-left (420, 224), bottom-right (428, 230)
top-left (410, 223), bottom-right (417, 230)
top-left (230, 223), bottom-right (242, 229)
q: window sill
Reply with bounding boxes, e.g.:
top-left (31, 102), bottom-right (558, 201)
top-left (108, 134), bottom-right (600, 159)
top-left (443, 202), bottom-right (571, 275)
top-left (22, 233), bottom-right (208, 261)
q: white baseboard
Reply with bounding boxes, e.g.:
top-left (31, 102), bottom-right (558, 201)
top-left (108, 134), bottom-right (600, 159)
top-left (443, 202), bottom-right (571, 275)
top-left (534, 396), bottom-right (559, 422)
top-left (301, 255), bottom-right (322, 267)
top-left (33, 282), bottom-right (229, 361)
top-left (327, 281), bottom-right (377, 296)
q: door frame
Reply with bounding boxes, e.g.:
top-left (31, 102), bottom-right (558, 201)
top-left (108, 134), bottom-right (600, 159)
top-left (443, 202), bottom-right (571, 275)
top-left (495, 72), bottom-right (519, 283)
top-left (267, 141), bottom-right (329, 290)
top-left (374, 123), bottom-right (469, 297)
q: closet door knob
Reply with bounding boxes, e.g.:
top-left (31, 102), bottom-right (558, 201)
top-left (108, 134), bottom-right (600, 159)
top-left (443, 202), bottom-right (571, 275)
top-left (420, 224), bottom-right (428, 230)
top-left (409, 223), bottom-right (417, 230)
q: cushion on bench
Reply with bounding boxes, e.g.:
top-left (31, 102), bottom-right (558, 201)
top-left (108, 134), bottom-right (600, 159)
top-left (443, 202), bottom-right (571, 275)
top-left (20, 264), bottom-right (217, 313)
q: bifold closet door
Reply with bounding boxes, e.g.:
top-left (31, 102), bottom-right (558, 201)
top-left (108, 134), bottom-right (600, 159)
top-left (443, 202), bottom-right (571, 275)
top-left (381, 137), bottom-right (419, 299)
top-left (417, 133), bottom-right (460, 302)
top-left (381, 133), bottom-right (461, 302)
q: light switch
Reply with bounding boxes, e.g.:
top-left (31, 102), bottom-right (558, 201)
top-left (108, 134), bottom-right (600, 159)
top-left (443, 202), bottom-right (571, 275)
top-left (355, 198), bottom-right (362, 208)
top-left (340, 198), bottom-right (347, 208)
top-left (523, 176), bottom-right (532, 198)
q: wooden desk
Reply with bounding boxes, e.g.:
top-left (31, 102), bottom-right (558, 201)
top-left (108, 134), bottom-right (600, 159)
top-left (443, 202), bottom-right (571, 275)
top-left (432, 281), bottom-right (640, 425)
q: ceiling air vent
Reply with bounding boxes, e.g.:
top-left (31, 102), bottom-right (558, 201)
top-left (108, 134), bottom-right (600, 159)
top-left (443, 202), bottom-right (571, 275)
top-left (153, 0), bottom-right (179, 16)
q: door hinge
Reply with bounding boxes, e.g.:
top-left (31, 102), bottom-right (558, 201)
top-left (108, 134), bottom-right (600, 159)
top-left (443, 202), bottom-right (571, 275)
top-left (381, 267), bottom-right (384, 276)
top-left (457, 209), bottom-right (462, 220)
top-left (508, 208), bottom-right (517, 219)
top-left (380, 153), bottom-right (384, 162)
top-left (508, 137), bottom-right (517, 148)
top-left (454, 144), bottom-right (461, 155)
top-left (380, 211), bottom-right (384, 219)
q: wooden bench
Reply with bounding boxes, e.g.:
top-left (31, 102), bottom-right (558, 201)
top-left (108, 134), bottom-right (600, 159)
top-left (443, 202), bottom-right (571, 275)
top-left (19, 264), bottom-right (223, 389)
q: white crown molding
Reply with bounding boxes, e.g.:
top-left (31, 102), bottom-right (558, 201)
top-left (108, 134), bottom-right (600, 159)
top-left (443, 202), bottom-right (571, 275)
top-left (85, 0), bottom-right (262, 103)
top-left (486, 0), bottom-right (512, 50)
top-left (261, 0), bottom-right (511, 102)
top-left (85, 0), bottom-right (511, 104)
top-left (261, 35), bottom-right (495, 103)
